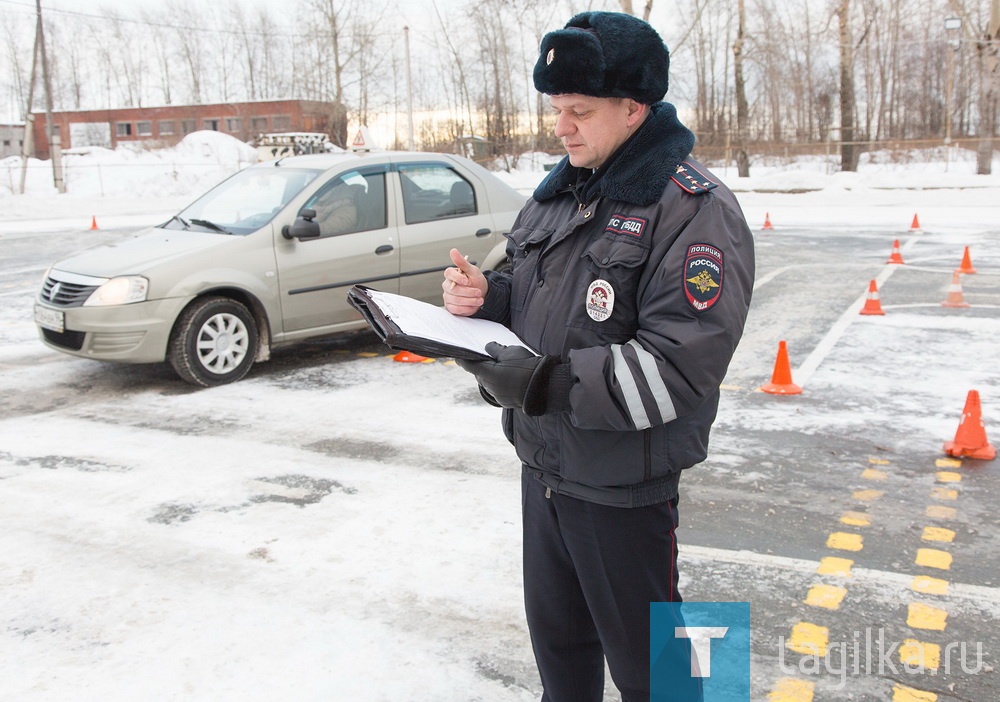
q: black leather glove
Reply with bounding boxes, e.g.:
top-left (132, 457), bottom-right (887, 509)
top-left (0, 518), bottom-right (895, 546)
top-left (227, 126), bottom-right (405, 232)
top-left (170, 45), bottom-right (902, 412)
top-left (457, 342), bottom-right (571, 416)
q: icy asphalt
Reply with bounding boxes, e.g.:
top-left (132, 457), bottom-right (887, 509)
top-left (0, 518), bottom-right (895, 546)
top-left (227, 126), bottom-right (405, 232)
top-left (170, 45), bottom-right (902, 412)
top-left (1, 184), bottom-right (998, 701)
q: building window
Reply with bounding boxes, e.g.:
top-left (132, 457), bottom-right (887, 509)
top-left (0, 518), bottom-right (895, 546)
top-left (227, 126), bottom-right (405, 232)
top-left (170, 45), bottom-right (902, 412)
top-left (181, 119), bottom-right (196, 134)
top-left (203, 118), bottom-right (220, 131)
top-left (250, 116), bottom-right (268, 133)
top-left (272, 114), bottom-right (291, 131)
top-left (2, 140), bottom-right (9, 147)
top-left (225, 117), bottom-right (241, 132)
top-left (116, 122), bottom-right (132, 137)
top-left (136, 121), bottom-right (152, 136)
top-left (159, 120), bottom-right (175, 136)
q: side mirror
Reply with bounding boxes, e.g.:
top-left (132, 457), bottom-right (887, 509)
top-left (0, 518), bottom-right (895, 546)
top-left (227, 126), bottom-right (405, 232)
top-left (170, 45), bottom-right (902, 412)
top-left (282, 208), bottom-right (321, 240)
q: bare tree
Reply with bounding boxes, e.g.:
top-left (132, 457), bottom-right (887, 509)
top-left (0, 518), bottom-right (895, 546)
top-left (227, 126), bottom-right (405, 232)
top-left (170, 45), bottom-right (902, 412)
top-left (733, 0), bottom-right (750, 175)
top-left (836, 0), bottom-right (860, 171)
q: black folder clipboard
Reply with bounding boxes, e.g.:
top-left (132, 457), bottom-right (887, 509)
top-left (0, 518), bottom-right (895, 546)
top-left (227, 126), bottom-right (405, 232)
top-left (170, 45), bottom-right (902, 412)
top-left (347, 285), bottom-right (536, 361)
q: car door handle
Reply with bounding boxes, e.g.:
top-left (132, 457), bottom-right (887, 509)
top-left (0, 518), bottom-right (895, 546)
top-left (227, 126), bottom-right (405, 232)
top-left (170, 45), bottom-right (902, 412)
top-left (375, 245), bottom-right (394, 255)
top-left (475, 228), bottom-right (491, 237)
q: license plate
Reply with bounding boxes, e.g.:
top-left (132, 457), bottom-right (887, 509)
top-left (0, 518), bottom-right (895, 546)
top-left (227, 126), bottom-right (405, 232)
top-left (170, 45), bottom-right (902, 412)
top-left (34, 304), bottom-right (65, 333)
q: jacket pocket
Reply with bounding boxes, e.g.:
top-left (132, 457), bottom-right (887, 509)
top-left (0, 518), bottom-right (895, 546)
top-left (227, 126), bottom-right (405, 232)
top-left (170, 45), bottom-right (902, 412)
top-left (506, 225), bottom-right (554, 313)
top-left (571, 237), bottom-right (650, 335)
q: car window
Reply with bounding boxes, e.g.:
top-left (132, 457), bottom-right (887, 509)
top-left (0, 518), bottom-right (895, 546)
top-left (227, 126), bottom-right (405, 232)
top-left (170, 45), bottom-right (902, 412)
top-left (167, 167), bottom-right (320, 235)
top-left (301, 170), bottom-right (387, 238)
top-left (398, 164), bottom-right (477, 225)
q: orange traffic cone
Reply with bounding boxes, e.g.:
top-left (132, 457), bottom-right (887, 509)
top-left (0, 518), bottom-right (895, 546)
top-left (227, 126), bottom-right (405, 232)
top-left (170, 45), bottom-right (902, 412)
top-left (393, 350), bottom-right (432, 363)
top-left (762, 212), bottom-right (774, 230)
top-left (859, 280), bottom-right (886, 315)
top-left (941, 272), bottom-right (970, 308)
top-left (909, 213), bottom-right (921, 231)
top-left (89, 216), bottom-right (99, 230)
top-left (760, 340), bottom-right (802, 395)
top-left (955, 246), bottom-right (977, 275)
top-left (886, 239), bottom-right (905, 264)
top-left (943, 390), bottom-right (996, 460)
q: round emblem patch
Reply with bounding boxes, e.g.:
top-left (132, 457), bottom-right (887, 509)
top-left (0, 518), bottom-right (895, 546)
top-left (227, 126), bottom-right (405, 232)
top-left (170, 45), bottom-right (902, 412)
top-left (586, 279), bottom-right (615, 322)
top-left (684, 244), bottom-right (724, 311)
top-left (546, 48), bottom-right (555, 65)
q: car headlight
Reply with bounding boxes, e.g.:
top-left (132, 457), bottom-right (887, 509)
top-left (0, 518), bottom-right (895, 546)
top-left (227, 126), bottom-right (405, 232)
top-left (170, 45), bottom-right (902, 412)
top-left (83, 276), bottom-right (149, 306)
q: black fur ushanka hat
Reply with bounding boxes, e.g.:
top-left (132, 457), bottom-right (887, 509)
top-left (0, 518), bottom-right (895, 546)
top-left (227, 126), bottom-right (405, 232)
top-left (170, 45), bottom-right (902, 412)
top-left (532, 12), bottom-right (670, 105)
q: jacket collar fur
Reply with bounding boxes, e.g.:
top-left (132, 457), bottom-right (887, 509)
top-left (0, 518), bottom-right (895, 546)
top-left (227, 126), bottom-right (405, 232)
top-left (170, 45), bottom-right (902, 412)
top-left (533, 101), bottom-right (695, 207)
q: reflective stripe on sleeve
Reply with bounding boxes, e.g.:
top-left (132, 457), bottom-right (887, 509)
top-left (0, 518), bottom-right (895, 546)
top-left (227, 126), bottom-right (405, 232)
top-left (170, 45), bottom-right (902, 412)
top-left (626, 339), bottom-right (677, 423)
top-left (611, 343), bottom-right (651, 430)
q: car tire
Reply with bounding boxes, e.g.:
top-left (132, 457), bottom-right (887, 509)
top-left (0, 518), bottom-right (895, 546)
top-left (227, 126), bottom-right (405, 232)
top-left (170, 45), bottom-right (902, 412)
top-left (169, 297), bottom-right (258, 387)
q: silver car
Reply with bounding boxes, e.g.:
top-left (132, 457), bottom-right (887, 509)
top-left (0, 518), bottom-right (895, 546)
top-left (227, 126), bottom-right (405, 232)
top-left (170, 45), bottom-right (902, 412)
top-left (34, 151), bottom-right (526, 386)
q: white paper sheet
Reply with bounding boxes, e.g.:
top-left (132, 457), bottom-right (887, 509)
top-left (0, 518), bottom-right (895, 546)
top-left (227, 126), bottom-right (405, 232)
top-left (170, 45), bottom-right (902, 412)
top-left (366, 290), bottom-right (536, 357)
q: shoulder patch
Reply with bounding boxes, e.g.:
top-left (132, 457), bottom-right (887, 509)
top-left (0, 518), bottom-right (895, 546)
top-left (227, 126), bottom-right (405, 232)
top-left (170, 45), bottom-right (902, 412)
top-left (684, 243), bottom-right (724, 311)
top-left (669, 161), bottom-right (719, 195)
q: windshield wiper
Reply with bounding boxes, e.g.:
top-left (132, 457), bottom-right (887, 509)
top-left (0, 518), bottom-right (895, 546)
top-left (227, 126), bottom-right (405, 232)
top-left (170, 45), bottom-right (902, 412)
top-left (189, 218), bottom-right (231, 234)
top-left (166, 214), bottom-right (191, 229)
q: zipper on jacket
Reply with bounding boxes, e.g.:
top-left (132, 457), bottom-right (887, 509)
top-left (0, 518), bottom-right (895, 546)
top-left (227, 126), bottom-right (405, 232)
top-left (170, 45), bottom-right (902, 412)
top-left (643, 429), bottom-right (652, 481)
top-left (545, 487), bottom-right (552, 499)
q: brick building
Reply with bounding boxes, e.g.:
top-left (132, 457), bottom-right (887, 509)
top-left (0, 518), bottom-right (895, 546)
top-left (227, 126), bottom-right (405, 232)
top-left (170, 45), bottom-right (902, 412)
top-left (1, 122), bottom-right (25, 159)
top-left (30, 99), bottom-right (341, 159)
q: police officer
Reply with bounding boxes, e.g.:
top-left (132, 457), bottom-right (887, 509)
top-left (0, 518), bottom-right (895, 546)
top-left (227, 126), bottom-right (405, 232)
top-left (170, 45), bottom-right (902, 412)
top-left (443, 11), bottom-right (754, 701)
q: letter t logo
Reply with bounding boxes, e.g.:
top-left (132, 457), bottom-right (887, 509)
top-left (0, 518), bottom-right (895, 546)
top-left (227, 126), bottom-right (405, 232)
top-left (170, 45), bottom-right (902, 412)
top-left (675, 626), bottom-right (729, 677)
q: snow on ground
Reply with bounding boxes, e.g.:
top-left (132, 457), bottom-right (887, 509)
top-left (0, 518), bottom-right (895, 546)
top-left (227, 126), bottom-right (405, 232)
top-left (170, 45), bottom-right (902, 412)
top-left (1, 134), bottom-right (999, 700)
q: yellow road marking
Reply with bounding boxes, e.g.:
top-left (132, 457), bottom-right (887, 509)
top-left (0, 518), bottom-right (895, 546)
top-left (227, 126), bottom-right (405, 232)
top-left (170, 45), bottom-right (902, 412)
top-left (925, 505), bottom-right (957, 519)
top-left (929, 487), bottom-right (958, 501)
top-left (910, 576), bottom-right (950, 596)
top-left (869, 457), bottom-right (891, 465)
top-left (768, 677), bottom-right (815, 701)
top-left (787, 622), bottom-right (829, 656)
top-left (852, 489), bottom-right (884, 502)
top-left (805, 584), bottom-right (847, 610)
top-left (935, 458), bottom-right (962, 468)
top-left (840, 511), bottom-right (871, 527)
top-left (900, 639), bottom-right (941, 670)
top-left (935, 471), bottom-right (962, 483)
top-left (827, 532), bottom-right (864, 551)
top-left (921, 527), bottom-right (956, 543)
top-left (861, 468), bottom-right (887, 481)
top-left (907, 602), bottom-right (948, 631)
top-left (915, 548), bottom-right (953, 570)
top-left (817, 557), bottom-right (854, 576)
top-left (892, 683), bottom-right (937, 701)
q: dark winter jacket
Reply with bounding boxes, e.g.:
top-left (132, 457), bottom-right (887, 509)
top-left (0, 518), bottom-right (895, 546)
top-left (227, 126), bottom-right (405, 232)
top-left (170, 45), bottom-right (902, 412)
top-left (477, 101), bottom-right (755, 507)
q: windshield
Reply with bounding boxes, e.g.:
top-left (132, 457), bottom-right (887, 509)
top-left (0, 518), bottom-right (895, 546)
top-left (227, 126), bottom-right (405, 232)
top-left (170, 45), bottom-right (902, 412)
top-left (163, 166), bottom-right (322, 235)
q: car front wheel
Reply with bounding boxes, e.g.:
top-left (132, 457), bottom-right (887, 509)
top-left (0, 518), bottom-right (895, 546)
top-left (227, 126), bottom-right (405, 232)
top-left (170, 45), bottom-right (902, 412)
top-left (169, 297), bottom-right (258, 387)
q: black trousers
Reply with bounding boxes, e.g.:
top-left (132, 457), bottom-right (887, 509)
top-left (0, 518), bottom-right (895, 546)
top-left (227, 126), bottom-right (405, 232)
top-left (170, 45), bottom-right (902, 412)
top-left (522, 472), bottom-right (701, 702)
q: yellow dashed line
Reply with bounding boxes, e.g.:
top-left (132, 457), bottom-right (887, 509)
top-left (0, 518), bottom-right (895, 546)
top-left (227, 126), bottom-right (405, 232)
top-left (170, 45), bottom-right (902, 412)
top-left (925, 505), bottom-right (957, 519)
top-left (892, 683), bottom-right (938, 701)
top-left (768, 677), bottom-right (815, 701)
top-left (356, 351), bottom-right (381, 357)
top-left (910, 575), bottom-right (950, 596)
top-left (839, 511), bottom-right (871, 527)
top-left (861, 468), bottom-right (887, 481)
top-left (921, 526), bottom-right (955, 543)
top-left (869, 457), bottom-right (891, 465)
top-left (935, 458), bottom-right (962, 469)
top-left (852, 489), bottom-right (884, 502)
top-left (935, 471), bottom-right (962, 483)
top-left (900, 639), bottom-right (941, 670)
top-left (826, 532), bottom-right (864, 551)
top-left (915, 548), bottom-right (953, 570)
top-left (786, 622), bottom-right (829, 656)
top-left (929, 487), bottom-right (958, 501)
top-left (817, 556), bottom-right (854, 576)
top-left (804, 584), bottom-right (847, 610)
top-left (907, 602), bottom-right (949, 631)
